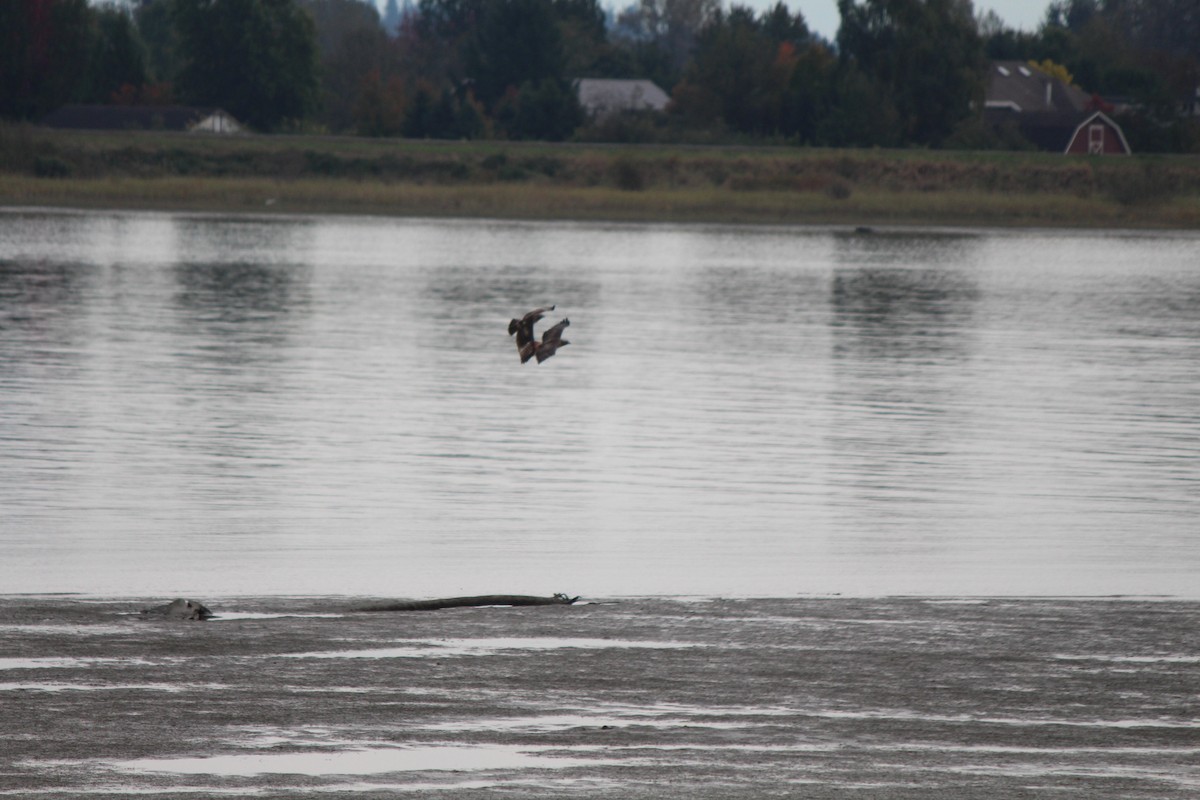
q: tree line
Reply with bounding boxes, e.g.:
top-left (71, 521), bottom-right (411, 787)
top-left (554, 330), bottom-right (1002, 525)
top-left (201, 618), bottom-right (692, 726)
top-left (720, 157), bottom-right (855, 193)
top-left (2, 0), bottom-right (1197, 151)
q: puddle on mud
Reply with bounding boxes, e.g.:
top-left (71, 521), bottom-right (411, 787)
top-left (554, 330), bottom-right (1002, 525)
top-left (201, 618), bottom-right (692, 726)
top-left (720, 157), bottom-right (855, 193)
top-left (922, 599), bottom-right (992, 605)
top-left (870, 743), bottom-right (1200, 756)
top-left (112, 744), bottom-right (613, 777)
top-left (419, 701), bottom-right (797, 733)
top-left (317, 777), bottom-right (617, 793)
top-left (3, 777), bottom-right (622, 796)
top-left (904, 762), bottom-right (1200, 788)
top-left (0, 657), bottom-right (95, 670)
top-left (212, 612), bottom-right (347, 621)
top-left (0, 624), bottom-right (135, 636)
top-left (811, 708), bottom-right (1200, 729)
top-left (0, 785), bottom-right (256, 796)
top-left (282, 637), bottom-right (702, 660)
top-left (0, 656), bottom-right (154, 670)
top-left (1054, 654), bottom-right (1200, 664)
top-left (0, 681), bottom-right (194, 693)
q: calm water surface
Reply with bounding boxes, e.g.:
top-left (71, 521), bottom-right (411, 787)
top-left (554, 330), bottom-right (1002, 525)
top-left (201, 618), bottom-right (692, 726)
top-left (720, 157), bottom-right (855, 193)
top-left (1, 209), bottom-right (1197, 597)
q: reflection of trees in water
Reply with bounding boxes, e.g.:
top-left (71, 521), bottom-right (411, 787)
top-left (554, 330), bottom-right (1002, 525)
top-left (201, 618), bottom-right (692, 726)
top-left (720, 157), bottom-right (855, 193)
top-left (686, 264), bottom-right (829, 359)
top-left (831, 266), bottom-right (980, 363)
top-left (825, 236), bottom-right (984, 542)
top-left (0, 259), bottom-right (94, 500)
top-left (0, 259), bottom-right (91, 358)
top-left (170, 216), bottom-right (315, 366)
top-left (172, 216), bottom-right (315, 261)
top-left (166, 221), bottom-right (316, 487)
top-left (171, 216), bottom-right (312, 314)
top-left (175, 261), bottom-right (303, 320)
top-left (172, 259), bottom-right (313, 374)
top-left (830, 230), bottom-right (982, 363)
top-left (697, 264), bottom-right (827, 319)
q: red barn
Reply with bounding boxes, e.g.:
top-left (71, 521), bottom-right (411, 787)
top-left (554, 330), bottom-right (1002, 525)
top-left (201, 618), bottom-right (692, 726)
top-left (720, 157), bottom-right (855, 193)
top-left (1063, 111), bottom-right (1131, 155)
top-left (984, 61), bottom-right (1131, 155)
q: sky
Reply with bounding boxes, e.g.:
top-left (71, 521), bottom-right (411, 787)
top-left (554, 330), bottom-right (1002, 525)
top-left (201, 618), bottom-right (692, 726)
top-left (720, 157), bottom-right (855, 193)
top-left (759, 1), bottom-right (1050, 42)
top-left (375, 0), bottom-right (1052, 45)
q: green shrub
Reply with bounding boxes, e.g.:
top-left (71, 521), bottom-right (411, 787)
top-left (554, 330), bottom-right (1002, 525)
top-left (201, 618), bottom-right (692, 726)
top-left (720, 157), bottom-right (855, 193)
top-left (1101, 161), bottom-right (1178, 206)
top-left (481, 152), bottom-right (509, 171)
top-left (33, 156), bottom-right (71, 178)
top-left (498, 164), bottom-right (529, 181)
top-left (825, 180), bottom-right (852, 200)
top-left (611, 157), bottom-right (646, 191)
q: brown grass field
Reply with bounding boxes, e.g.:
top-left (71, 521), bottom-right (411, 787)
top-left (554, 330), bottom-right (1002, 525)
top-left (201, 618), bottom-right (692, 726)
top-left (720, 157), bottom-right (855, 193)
top-left (3, 125), bottom-right (1200, 228)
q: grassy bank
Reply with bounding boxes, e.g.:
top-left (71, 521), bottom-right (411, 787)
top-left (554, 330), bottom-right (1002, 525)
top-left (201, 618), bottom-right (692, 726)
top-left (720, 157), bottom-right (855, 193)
top-left (3, 126), bottom-right (1200, 228)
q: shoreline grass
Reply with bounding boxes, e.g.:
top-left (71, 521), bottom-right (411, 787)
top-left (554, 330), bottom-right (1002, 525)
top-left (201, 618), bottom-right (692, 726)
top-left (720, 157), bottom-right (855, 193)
top-left (6, 175), bottom-right (1199, 229)
top-left (3, 127), bottom-right (1200, 229)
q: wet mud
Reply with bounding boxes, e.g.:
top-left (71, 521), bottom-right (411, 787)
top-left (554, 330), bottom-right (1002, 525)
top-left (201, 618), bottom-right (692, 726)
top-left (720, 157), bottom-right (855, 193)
top-left (1, 596), bottom-right (1197, 798)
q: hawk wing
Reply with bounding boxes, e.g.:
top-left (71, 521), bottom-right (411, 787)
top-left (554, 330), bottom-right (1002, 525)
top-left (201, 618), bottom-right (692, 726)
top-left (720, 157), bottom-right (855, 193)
top-left (535, 338), bottom-right (569, 363)
top-left (541, 318), bottom-right (570, 344)
top-left (534, 318), bottom-right (570, 363)
top-left (508, 305), bottom-right (555, 336)
top-left (510, 306), bottom-right (556, 363)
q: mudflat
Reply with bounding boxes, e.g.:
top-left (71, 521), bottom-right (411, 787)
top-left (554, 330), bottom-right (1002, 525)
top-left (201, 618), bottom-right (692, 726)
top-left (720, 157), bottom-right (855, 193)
top-left (1, 596), bottom-right (1196, 798)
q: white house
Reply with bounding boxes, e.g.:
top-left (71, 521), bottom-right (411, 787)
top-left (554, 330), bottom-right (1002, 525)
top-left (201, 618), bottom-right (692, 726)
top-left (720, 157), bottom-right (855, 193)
top-left (576, 79), bottom-right (671, 119)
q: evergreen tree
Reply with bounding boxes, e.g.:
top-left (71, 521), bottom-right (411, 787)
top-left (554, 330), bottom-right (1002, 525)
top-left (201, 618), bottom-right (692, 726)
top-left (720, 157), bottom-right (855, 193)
top-left (85, 5), bottom-right (151, 103)
top-left (836, 0), bottom-right (986, 145)
top-left (173, 0), bottom-right (321, 131)
top-left (133, 0), bottom-right (180, 84)
top-left (616, 0), bottom-right (720, 76)
top-left (494, 77), bottom-right (583, 140)
top-left (1, 0), bottom-right (94, 120)
top-left (300, 0), bottom-right (389, 133)
top-left (467, 0), bottom-right (565, 110)
top-left (672, 4), bottom-right (819, 138)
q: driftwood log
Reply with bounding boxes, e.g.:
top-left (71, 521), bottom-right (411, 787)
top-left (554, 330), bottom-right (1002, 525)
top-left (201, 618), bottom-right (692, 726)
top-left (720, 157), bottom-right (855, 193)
top-left (354, 593), bottom-right (580, 612)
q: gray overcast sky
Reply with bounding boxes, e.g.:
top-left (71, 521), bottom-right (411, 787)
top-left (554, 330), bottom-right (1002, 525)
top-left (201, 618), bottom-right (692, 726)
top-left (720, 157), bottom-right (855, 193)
top-left (597, 1), bottom-right (1052, 44)
top-left (378, 1), bottom-right (1052, 47)
top-left (764, 1), bottom-right (1050, 42)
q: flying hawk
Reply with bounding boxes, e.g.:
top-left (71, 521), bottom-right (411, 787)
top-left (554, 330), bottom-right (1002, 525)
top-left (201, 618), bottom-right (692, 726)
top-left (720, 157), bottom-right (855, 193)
top-left (509, 305), bottom-right (553, 363)
top-left (508, 306), bottom-right (570, 364)
top-left (531, 317), bottom-right (570, 363)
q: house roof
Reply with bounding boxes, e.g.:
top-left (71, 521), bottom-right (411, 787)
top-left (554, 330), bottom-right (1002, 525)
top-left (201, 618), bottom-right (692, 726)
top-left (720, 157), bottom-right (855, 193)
top-left (985, 61), bottom-right (1090, 114)
top-left (41, 105), bottom-right (237, 131)
top-left (576, 79), bottom-right (670, 116)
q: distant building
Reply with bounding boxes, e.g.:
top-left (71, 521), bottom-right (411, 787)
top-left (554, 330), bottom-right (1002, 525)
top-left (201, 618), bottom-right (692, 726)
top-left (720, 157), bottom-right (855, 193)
top-left (1012, 109), bottom-right (1132, 155)
top-left (41, 105), bottom-right (243, 134)
top-left (576, 79), bottom-right (670, 120)
top-left (984, 61), bottom-right (1130, 155)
